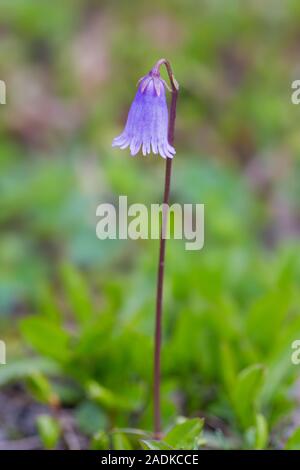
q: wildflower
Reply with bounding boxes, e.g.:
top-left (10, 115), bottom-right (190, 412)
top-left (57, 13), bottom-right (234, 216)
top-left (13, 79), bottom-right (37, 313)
top-left (112, 58), bottom-right (179, 437)
top-left (112, 67), bottom-right (175, 159)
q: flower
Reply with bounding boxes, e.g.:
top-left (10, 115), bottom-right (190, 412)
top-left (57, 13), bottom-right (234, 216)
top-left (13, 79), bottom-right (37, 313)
top-left (112, 68), bottom-right (175, 159)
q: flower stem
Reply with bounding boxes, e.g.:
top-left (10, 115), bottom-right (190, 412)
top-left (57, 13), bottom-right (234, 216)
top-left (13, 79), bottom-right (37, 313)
top-left (153, 60), bottom-right (178, 438)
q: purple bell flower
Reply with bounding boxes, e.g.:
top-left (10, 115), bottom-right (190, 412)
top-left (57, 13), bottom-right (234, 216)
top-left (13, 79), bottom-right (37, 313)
top-left (112, 68), bottom-right (176, 159)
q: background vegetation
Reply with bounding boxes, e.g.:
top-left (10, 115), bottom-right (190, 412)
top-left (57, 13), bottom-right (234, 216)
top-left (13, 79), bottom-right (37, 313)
top-left (1, 0), bottom-right (300, 450)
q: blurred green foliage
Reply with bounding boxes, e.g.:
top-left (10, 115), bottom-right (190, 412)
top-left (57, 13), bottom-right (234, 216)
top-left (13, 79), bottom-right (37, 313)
top-left (1, 0), bottom-right (300, 450)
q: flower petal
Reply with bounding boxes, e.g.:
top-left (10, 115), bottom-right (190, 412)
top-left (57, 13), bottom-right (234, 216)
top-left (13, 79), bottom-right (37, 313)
top-left (112, 72), bottom-right (176, 158)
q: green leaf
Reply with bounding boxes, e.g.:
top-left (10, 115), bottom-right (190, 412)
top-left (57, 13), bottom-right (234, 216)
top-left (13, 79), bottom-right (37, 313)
top-left (0, 357), bottom-right (60, 386)
top-left (91, 431), bottom-right (110, 450)
top-left (75, 401), bottom-right (107, 436)
top-left (37, 283), bottom-right (60, 323)
top-left (232, 364), bottom-right (265, 429)
top-left (26, 372), bottom-right (58, 406)
top-left (260, 348), bottom-right (295, 406)
top-left (60, 263), bottom-right (94, 324)
top-left (254, 414), bottom-right (268, 450)
top-left (246, 291), bottom-right (291, 351)
top-left (141, 440), bottom-right (174, 450)
top-left (36, 415), bottom-right (61, 449)
top-left (112, 432), bottom-right (133, 450)
top-left (164, 418), bottom-right (204, 449)
top-left (220, 341), bottom-right (237, 396)
top-left (20, 316), bottom-right (71, 362)
top-left (285, 428), bottom-right (300, 450)
top-left (87, 381), bottom-right (135, 412)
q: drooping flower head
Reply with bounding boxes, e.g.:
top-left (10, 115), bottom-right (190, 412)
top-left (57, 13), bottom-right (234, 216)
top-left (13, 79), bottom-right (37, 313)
top-left (112, 66), bottom-right (175, 159)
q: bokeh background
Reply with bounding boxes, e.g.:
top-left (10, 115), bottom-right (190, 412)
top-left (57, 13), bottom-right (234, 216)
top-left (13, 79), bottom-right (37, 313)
top-left (1, 0), bottom-right (300, 450)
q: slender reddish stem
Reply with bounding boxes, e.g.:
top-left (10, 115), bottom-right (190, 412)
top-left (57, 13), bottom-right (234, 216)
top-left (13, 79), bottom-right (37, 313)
top-left (153, 60), bottom-right (178, 438)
